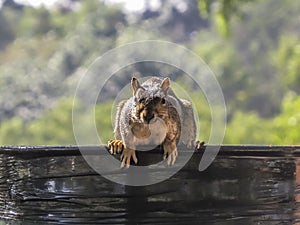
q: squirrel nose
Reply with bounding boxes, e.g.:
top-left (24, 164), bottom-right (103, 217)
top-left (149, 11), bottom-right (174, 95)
top-left (144, 113), bottom-right (154, 123)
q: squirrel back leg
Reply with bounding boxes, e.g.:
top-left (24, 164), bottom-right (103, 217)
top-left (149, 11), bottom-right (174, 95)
top-left (114, 100), bottom-right (127, 140)
top-left (108, 100), bottom-right (138, 167)
top-left (108, 100), bottom-right (127, 154)
top-left (180, 99), bottom-right (197, 148)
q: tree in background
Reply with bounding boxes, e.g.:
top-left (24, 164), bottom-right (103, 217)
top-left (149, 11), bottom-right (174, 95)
top-left (0, 0), bottom-right (300, 145)
top-left (198, 0), bottom-right (253, 36)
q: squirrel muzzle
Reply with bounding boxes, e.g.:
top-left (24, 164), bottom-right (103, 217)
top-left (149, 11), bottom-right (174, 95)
top-left (142, 110), bottom-right (155, 124)
top-left (138, 97), bottom-right (164, 124)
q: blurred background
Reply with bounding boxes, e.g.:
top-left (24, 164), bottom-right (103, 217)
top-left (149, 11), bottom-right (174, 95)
top-left (0, 0), bottom-right (299, 145)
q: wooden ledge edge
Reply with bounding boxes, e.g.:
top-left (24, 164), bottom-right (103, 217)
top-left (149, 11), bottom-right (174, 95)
top-left (0, 145), bottom-right (300, 158)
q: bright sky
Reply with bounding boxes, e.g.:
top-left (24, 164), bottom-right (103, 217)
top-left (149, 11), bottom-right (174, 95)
top-left (15, 0), bottom-right (58, 8)
top-left (13, 0), bottom-right (161, 12)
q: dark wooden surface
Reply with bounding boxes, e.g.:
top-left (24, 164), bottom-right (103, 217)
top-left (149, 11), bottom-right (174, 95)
top-left (0, 145), bottom-right (300, 224)
top-left (1, 144), bottom-right (300, 158)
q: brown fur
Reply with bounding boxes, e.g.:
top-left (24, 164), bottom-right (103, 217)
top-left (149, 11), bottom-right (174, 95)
top-left (108, 76), bottom-right (197, 167)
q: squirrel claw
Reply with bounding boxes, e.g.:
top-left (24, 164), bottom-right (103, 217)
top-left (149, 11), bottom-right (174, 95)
top-left (163, 148), bottom-right (178, 166)
top-left (163, 154), bottom-right (167, 160)
top-left (120, 148), bottom-right (138, 168)
top-left (107, 139), bottom-right (124, 154)
top-left (195, 141), bottom-right (205, 151)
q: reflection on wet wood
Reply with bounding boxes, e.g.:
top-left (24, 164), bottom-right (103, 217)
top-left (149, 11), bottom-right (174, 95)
top-left (0, 145), bottom-right (300, 224)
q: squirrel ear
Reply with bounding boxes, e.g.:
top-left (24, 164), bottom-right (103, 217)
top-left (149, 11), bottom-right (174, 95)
top-left (161, 77), bottom-right (170, 95)
top-left (131, 76), bottom-right (141, 95)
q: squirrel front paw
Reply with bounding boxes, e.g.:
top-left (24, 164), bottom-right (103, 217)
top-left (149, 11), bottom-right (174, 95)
top-left (121, 148), bottom-right (138, 168)
top-left (163, 143), bottom-right (178, 166)
top-left (108, 139), bottom-right (124, 154)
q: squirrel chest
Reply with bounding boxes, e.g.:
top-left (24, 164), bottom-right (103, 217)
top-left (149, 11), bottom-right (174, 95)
top-left (130, 106), bottom-right (180, 146)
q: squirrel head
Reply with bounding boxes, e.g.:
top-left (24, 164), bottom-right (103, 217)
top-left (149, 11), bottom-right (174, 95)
top-left (131, 76), bottom-right (170, 124)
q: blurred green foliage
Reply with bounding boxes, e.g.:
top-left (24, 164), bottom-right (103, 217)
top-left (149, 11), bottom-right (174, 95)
top-left (198, 0), bottom-right (253, 36)
top-left (0, 0), bottom-right (300, 145)
top-left (272, 34), bottom-right (300, 94)
top-left (225, 94), bottom-right (300, 144)
top-left (0, 98), bottom-right (114, 145)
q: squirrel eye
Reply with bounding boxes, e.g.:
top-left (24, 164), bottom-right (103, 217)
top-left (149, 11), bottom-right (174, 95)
top-left (161, 98), bottom-right (166, 105)
top-left (139, 98), bottom-right (145, 103)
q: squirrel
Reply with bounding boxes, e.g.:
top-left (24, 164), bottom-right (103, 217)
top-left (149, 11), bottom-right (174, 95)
top-left (108, 76), bottom-right (197, 168)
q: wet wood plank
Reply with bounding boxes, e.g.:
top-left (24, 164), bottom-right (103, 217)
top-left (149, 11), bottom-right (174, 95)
top-left (0, 145), bottom-right (300, 224)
